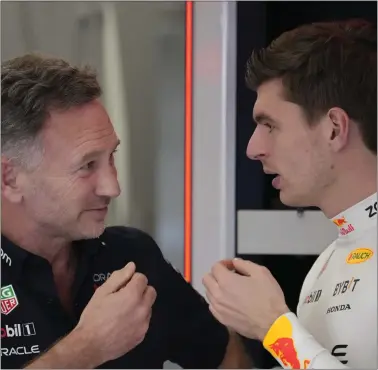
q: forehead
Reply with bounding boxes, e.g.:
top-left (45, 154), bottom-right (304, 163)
top-left (42, 100), bottom-right (118, 155)
top-left (253, 79), bottom-right (305, 125)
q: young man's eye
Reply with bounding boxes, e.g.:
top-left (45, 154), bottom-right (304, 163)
top-left (264, 123), bottom-right (274, 132)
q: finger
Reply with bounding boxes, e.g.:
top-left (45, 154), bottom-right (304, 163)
top-left (232, 258), bottom-right (256, 276)
top-left (127, 272), bottom-right (149, 295)
top-left (98, 262), bottom-right (136, 295)
top-left (219, 259), bottom-right (235, 271)
top-left (142, 285), bottom-right (157, 307)
top-left (202, 273), bottom-right (219, 296)
top-left (204, 288), bottom-right (219, 308)
top-left (211, 262), bottom-right (233, 283)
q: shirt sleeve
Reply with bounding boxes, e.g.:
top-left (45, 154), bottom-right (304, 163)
top-left (263, 312), bottom-right (349, 369)
top-left (137, 232), bottom-right (230, 369)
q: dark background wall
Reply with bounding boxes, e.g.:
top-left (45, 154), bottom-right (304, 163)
top-left (235, 2), bottom-right (377, 367)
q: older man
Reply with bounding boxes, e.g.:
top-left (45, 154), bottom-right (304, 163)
top-left (1, 54), bottom-right (251, 369)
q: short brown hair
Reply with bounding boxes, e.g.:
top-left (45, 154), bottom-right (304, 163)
top-left (1, 53), bottom-right (102, 165)
top-left (246, 19), bottom-right (377, 153)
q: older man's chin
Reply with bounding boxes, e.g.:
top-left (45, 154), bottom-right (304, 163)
top-left (77, 221), bottom-right (106, 240)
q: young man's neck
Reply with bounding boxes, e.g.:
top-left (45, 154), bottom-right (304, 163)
top-left (1, 202), bottom-right (72, 265)
top-left (318, 152), bottom-right (377, 219)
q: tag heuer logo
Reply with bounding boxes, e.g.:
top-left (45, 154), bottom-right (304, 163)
top-left (1, 285), bottom-right (19, 315)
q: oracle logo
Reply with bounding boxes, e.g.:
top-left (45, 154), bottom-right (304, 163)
top-left (93, 273), bottom-right (111, 283)
top-left (1, 345), bottom-right (40, 356)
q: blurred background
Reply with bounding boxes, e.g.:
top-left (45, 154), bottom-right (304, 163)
top-left (2, 1), bottom-right (186, 273)
top-left (2, 1), bottom-right (376, 368)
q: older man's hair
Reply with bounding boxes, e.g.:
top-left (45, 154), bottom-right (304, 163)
top-left (1, 53), bottom-right (102, 168)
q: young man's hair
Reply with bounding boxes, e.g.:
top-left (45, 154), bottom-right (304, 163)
top-left (1, 53), bottom-right (102, 167)
top-left (246, 19), bottom-right (377, 154)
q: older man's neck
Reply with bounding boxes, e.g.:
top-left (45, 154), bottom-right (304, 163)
top-left (1, 204), bottom-right (72, 265)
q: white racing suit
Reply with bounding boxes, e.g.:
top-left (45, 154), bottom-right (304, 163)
top-left (263, 193), bottom-right (377, 369)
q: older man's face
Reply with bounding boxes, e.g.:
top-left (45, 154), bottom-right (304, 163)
top-left (20, 99), bottom-right (121, 240)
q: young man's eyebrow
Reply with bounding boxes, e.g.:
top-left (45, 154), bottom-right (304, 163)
top-left (253, 113), bottom-right (277, 124)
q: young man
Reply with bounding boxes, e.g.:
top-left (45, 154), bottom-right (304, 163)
top-left (1, 54), bottom-right (251, 369)
top-left (203, 19), bottom-right (376, 369)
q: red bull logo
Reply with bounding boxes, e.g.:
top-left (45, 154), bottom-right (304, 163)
top-left (269, 337), bottom-right (301, 368)
top-left (263, 316), bottom-right (310, 369)
top-left (339, 224), bottom-right (355, 235)
top-left (333, 217), bottom-right (347, 227)
top-left (332, 217), bottom-right (355, 235)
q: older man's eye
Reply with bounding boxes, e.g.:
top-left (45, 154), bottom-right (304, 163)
top-left (81, 161), bottom-right (96, 171)
top-left (109, 149), bottom-right (119, 166)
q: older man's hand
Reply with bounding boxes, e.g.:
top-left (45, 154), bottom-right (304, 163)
top-left (202, 258), bottom-right (290, 341)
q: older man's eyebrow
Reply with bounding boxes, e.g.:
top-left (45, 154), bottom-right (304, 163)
top-left (78, 139), bottom-right (121, 164)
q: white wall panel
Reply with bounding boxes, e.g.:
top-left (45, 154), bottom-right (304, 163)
top-left (237, 210), bottom-right (338, 255)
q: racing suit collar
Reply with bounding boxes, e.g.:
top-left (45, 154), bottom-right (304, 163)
top-left (331, 192), bottom-right (377, 238)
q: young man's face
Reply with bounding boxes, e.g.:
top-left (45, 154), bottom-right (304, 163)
top-left (247, 79), bottom-right (335, 208)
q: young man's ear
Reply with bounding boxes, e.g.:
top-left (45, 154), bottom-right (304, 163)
top-left (326, 108), bottom-right (350, 152)
top-left (2, 156), bottom-right (23, 203)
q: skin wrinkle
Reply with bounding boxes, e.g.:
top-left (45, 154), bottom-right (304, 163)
top-left (3, 100), bottom-right (121, 253)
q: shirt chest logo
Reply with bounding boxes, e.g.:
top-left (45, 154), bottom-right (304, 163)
top-left (1, 323), bottom-right (36, 338)
top-left (1, 345), bottom-right (40, 357)
top-left (346, 248), bottom-right (373, 264)
top-left (332, 217), bottom-right (355, 236)
top-left (1, 248), bottom-right (12, 267)
top-left (333, 277), bottom-right (360, 296)
top-left (303, 289), bottom-right (322, 304)
top-left (93, 273), bottom-right (112, 283)
top-left (1, 285), bottom-right (19, 315)
top-left (93, 272), bottom-right (111, 291)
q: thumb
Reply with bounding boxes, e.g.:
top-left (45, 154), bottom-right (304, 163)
top-left (220, 259), bottom-right (235, 271)
top-left (97, 262), bottom-right (136, 296)
top-left (232, 258), bottom-right (254, 276)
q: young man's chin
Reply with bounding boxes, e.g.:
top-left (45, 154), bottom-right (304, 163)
top-left (279, 188), bottom-right (309, 209)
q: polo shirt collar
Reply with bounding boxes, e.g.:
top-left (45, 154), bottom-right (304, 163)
top-left (1, 233), bottom-right (103, 281)
top-left (2, 234), bottom-right (31, 280)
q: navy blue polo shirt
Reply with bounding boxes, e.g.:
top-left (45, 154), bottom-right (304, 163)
top-left (1, 226), bottom-right (229, 368)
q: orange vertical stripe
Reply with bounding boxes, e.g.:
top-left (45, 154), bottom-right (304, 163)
top-left (184, 1), bottom-right (193, 283)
